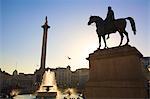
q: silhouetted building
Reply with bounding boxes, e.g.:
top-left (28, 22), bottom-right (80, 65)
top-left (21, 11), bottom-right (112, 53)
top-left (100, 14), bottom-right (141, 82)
top-left (55, 66), bottom-right (72, 88)
top-left (141, 57), bottom-right (150, 80)
top-left (142, 57), bottom-right (150, 97)
top-left (0, 69), bottom-right (11, 96)
top-left (71, 71), bottom-right (79, 88)
top-left (53, 66), bottom-right (89, 89)
top-left (13, 70), bottom-right (18, 76)
top-left (0, 66), bottom-right (89, 95)
top-left (76, 68), bottom-right (89, 89)
top-left (6, 70), bottom-right (36, 94)
top-left (142, 57), bottom-right (150, 69)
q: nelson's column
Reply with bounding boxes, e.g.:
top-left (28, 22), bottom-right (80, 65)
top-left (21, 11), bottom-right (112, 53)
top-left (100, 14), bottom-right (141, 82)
top-left (35, 16), bottom-right (50, 84)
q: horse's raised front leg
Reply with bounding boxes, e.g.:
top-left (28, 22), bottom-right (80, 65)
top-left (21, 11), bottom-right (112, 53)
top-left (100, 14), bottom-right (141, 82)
top-left (119, 32), bottom-right (124, 46)
top-left (102, 35), bottom-right (108, 49)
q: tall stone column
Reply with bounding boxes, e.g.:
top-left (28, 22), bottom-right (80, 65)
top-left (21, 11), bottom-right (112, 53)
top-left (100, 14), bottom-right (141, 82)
top-left (40, 16), bottom-right (50, 70)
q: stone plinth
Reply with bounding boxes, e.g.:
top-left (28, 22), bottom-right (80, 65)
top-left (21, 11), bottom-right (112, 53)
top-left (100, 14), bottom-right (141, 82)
top-left (85, 45), bottom-right (147, 98)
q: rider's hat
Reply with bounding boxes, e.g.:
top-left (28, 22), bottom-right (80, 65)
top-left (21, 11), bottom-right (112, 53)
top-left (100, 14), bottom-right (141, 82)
top-left (108, 6), bottom-right (112, 10)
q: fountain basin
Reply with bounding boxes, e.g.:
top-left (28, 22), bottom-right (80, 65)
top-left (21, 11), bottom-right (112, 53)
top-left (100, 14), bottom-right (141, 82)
top-left (36, 92), bottom-right (57, 99)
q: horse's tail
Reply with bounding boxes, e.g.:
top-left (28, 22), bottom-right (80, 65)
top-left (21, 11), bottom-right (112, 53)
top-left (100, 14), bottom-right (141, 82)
top-left (125, 17), bottom-right (136, 35)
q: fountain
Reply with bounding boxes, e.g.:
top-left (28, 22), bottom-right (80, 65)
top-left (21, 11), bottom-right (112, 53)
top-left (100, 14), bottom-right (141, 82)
top-left (36, 69), bottom-right (57, 99)
top-left (12, 69), bottom-right (84, 99)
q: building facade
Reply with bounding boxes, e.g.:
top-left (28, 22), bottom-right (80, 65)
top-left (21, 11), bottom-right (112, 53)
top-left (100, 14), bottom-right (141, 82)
top-left (0, 66), bottom-right (89, 96)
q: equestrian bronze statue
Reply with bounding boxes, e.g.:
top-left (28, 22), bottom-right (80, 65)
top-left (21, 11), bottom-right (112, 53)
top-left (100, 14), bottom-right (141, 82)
top-left (88, 7), bottom-right (136, 49)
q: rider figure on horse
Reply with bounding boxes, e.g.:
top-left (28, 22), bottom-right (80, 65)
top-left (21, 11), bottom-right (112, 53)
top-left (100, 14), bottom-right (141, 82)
top-left (105, 6), bottom-right (115, 39)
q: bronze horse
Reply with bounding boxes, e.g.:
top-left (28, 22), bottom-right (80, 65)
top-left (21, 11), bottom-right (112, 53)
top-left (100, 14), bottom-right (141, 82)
top-left (88, 16), bottom-right (136, 49)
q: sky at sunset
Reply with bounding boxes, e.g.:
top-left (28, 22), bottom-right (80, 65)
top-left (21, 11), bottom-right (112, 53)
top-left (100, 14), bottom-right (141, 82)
top-left (0, 0), bottom-right (150, 74)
